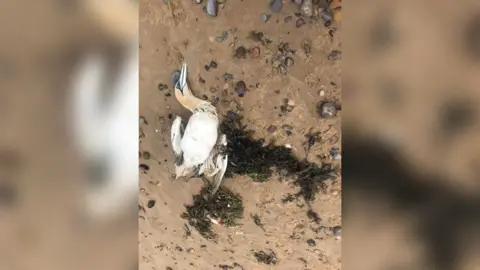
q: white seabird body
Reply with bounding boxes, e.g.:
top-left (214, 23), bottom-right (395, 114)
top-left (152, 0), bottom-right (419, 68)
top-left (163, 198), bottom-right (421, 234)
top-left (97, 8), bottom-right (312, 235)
top-left (171, 63), bottom-right (228, 195)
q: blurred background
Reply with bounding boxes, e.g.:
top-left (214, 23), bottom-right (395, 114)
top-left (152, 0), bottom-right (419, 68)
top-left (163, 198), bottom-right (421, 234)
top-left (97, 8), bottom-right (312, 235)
top-left (0, 0), bottom-right (138, 269)
top-left (344, 0), bottom-right (480, 269)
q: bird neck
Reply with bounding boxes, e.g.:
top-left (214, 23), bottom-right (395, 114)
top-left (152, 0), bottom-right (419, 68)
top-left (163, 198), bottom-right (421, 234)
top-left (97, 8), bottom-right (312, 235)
top-left (175, 85), bottom-right (213, 112)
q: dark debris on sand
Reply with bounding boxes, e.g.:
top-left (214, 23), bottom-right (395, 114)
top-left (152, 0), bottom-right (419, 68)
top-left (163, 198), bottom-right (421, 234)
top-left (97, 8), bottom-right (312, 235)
top-left (253, 249), bottom-right (278, 265)
top-left (220, 118), bottom-right (338, 202)
top-left (181, 182), bottom-right (244, 241)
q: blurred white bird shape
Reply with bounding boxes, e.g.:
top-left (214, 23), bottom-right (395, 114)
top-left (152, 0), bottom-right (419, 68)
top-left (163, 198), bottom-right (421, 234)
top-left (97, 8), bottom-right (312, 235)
top-left (68, 37), bottom-right (138, 222)
top-left (171, 63), bottom-right (228, 195)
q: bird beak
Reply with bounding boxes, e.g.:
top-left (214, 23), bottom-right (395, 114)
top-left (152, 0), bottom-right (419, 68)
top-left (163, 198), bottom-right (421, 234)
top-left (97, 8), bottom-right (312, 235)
top-left (174, 62), bottom-right (187, 95)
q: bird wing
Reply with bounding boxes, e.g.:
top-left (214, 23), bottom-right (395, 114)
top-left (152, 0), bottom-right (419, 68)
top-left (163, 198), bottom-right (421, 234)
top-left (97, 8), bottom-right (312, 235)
top-left (181, 112), bottom-right (218, 166)
top-left (210, 154), bottom-right (228, 195)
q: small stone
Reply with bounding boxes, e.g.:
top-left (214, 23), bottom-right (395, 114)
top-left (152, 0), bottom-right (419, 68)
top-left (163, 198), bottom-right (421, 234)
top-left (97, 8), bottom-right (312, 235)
top-left (195, 0), bottom-right (202, 3)
top-left (142, 151), bottom-right (151, 160)
top-left (328, 50), bottom-right (342, 60)
top-left (204, 65), bottom-right (210, 71)
top-left (333, 226), bottom-right (342, 237)
top-left (187, 248), bottom-right (195, 253)
top-left (318, 102), bottom-right (337, 118)
top-left (293, 0), bottom-right (303, 5)
top-left (284, 57), bottom-right (294, 67)
top-left (147, 200), bottom-right (156, 208)
top-left (319, 90), bottom-right (325, 96)
top-left (209, 60), bottom-right (218, 68)
top-left (318, 8), bottom-right (333, 24)
top-left (278, 64), bottom-right (287, 75)
top-left (235, 80), bottom-right (247, 97)
top-left (223, 73), bottom-right (234, 81)
top-left (175, 246), bottom-right (183, 252)
top-left (234, 46), bottom-right (248, 59)
top-left (250, 47), bottom-right (261, 59)
top-left (287, 99), bottom-right (295, 106)
top-left (282, 125), bottom-right (293, 136)
top-left (301, 39), bottom-right (312, 55)
top-left (300, 0), bottom-right (313, 17)
top-left (166, 267), bottom-right (173, 270)
top-left (269, 0), bottom-right (283, 13)
top-left (296, 18), bottom-right (306, 28)
top-left (140, 164), bottom-right (150, 171)
top-left (267, 125), bottom-right (277, 133)
top-left (307, 239), bottom-right (316, 247)
top-left (206, 0), bottom-right (217, 17)
top-left (260, 13), bottom-right (271, 22)
top-left (227, 111), bottom-right (238, 120)
top-left (158, 83), bottom-right (169, 91)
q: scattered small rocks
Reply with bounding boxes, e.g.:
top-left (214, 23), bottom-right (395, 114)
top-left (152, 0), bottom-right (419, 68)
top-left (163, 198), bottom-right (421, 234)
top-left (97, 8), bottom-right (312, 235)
top-left (253, 249), bottom-right (278, 265)
top-left (235, 81), bottom-right (247, 97)
top-left (307, 238), bottom-right (316, 247)
top-left (269, 0), bottom-right (283, 13)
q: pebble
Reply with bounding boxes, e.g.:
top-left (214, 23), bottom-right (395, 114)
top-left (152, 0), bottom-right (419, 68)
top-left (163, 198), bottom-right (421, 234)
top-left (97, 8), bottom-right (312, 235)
top-left (269, 0), bottom-right (283, 13)
top-left (300, 0), bottom-right (314, 17)
top-left (140, 164), bottom-right (150, 172)
top-left (235, 81), bottom-right (247, 97)
top-left (234, 46), bottom-right (248, 59)
top-left (296, 18), bottom-right (306, 28)
top-left (250, 47), bottom-right (261, 59)
top-left (215, 31), bottom-right (228, 42)
top-left (293, 0), bottom-right (303, 5)
top-left (282, 125), bottom-right (293, 136)
top-left (267, 125), bottom-right (277, 133)
top-left (333, 226), bottom-right (342, 237)
top-left (284, 57), bottom-right (294, 67)
top-left (223, 73), bottom-right (233, 81)
top-left (206, 0), bottom-right (217, 17)
top-left (260, 13), bottom-right (271, 22)
top-left (142, 151), bottom-right (151, 160)
top-left (287, 99), bottom-right (295, 106)
top-left (318, 102), bottom-right (337, 118)
top-left (307, 239), bottom-right (316, 247)
top-left (301, 39), bottom-right (312, 55)
top-left (318, 8), bottom-right (333, 25)
top-left (195, 0), bottom-right (202, 3)
top-left (278, 64), bottom-right (287, 75)
top-left (328, 50), bottom-right (342, 60)
top-left (209, 60), bottom-right (218, 68)
top-left (166, 267), bottom-right (173, 270)
top-left (227, 111), bottom-right (238, 120)
top-left (147, 200), bottom-right (156, 208)
top-left (158, 83), bottom-right (168, 91)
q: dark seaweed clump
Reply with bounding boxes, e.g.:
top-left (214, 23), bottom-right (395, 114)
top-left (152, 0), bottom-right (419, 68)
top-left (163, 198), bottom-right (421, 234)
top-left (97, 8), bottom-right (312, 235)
top-left (181, 182), bottom-right (244, 241)
top-left (220, 118), bottom-right (338, 202)
top-left (220, 119), bottom-right (299, 182)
